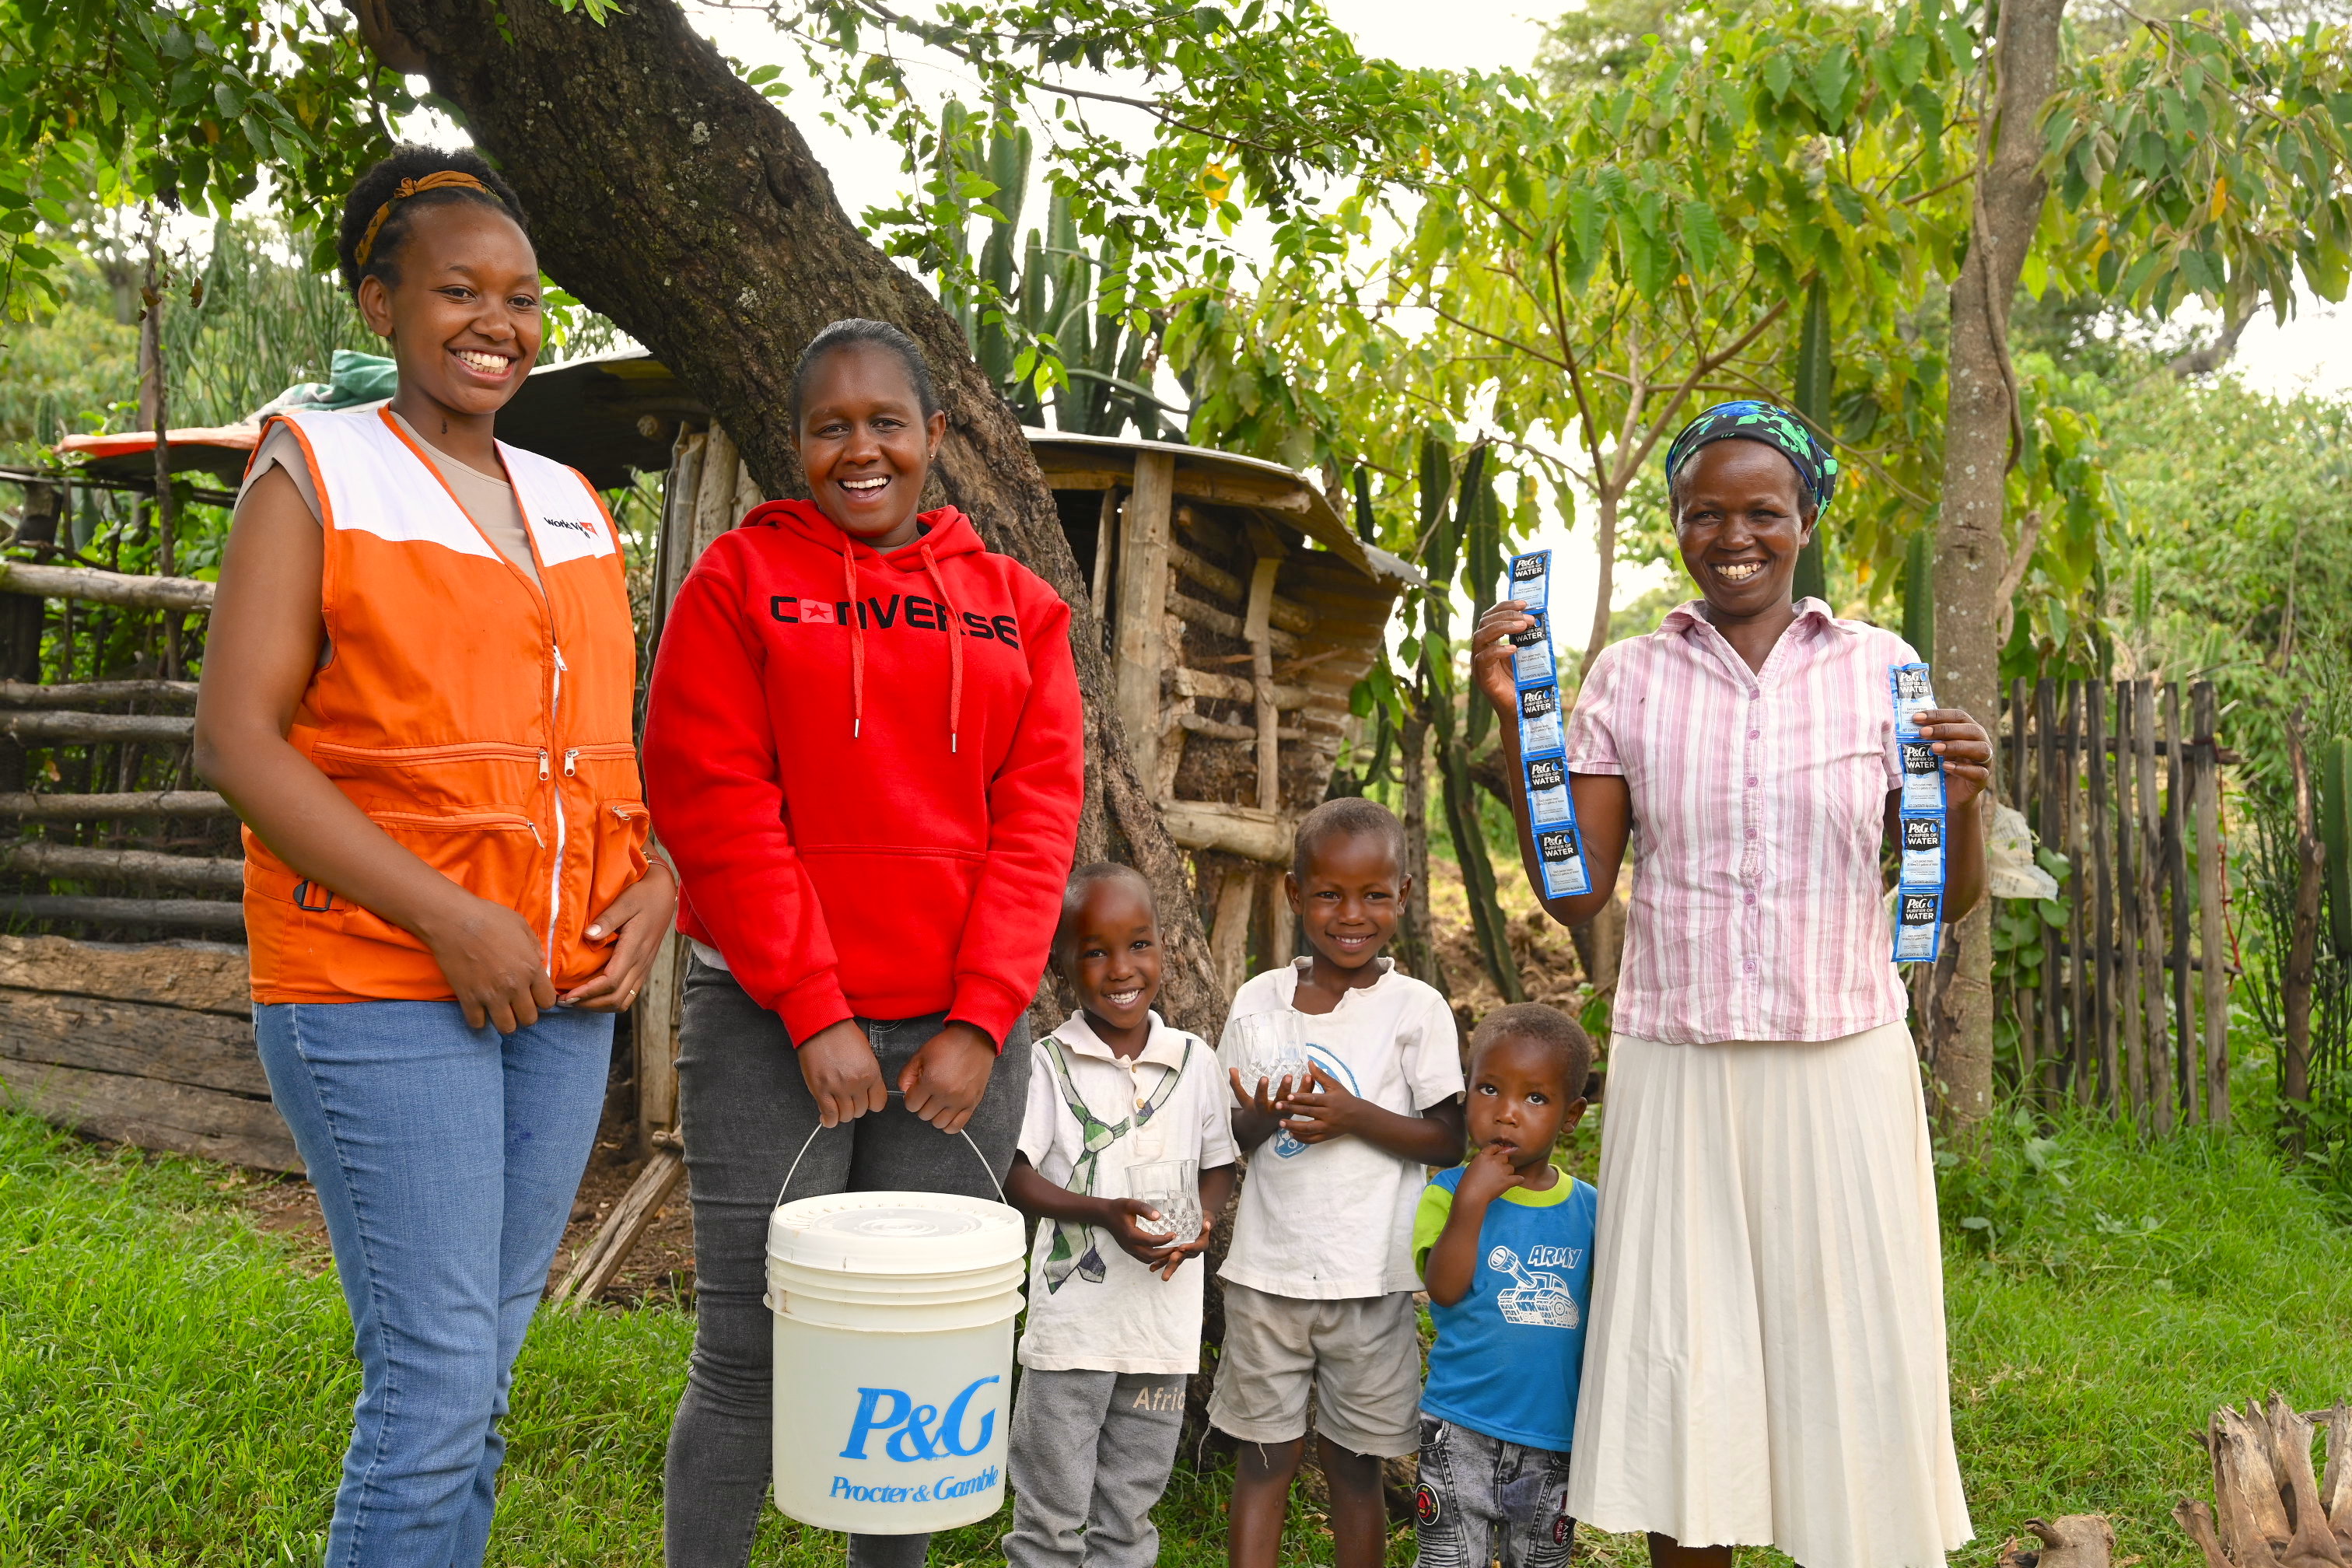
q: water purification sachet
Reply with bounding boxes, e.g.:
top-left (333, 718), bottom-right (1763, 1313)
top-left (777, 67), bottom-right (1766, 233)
top-left (1889, 662), bottom-right (1948, 964)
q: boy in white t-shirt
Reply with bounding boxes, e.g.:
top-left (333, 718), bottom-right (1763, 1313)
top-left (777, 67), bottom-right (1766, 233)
top-left (1212, 797), bottom-right (1467, 1568)
top-left (1002, 863), bottom-right (1238, 1568)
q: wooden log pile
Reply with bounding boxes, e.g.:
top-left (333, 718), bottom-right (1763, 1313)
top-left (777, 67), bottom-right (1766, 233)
top-left (2176, 1395), bottom-right (2352, 1568)
top-left (0, 932), bottom-right (295, 1171)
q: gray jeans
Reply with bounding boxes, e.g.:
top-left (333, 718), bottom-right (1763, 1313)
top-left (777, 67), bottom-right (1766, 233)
top-left (1412, 1416), bottom-right (1577, 1568)
top-left (1003, 1369), bottom-right (1187, 1568)
top-left (663, 957), bottom-right (1032, 1568)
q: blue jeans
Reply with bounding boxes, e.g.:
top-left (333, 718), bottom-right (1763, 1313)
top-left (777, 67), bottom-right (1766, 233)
top-left (255, 1001), bottom-right (612, 1568)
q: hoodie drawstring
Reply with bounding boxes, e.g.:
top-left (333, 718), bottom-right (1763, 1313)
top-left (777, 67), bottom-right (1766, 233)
top-left (841, 537), bottom-right (865, 740)
top-left (919, 540), bottom-right (965, 754)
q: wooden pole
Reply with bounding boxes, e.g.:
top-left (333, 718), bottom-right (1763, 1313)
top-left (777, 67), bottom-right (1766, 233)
top-left (2137, 679), bottom-right (2168, 1135)
top-left (2011, 677), bottom-right (2034, 1094)
top-left (2116, 682), bottom-right (2146, 1129)
top-left (0, 841), bottom-right (243, 892)
top-left (1112, 450), bottom-right (1176, 793)
top-left (1244, 549), bottom-right (1283, 814)
top-left (0, 562), bottom-right (215, 612)
top-left (2192, 681), bottom-right (2229, 1125)
top-left (2088, 681), bottom-right (2117, 1112)
top-left (0, 894), bottom-right (244, 932)
top-left (2036, 677), bottom-right (2063, 1101)
top-left (2165, 683), bottom-right (2195, 1125)
top-left (2068, 681), bottom-right (2092, 1101)
top-left (0, 790), bottom-right (231, 819)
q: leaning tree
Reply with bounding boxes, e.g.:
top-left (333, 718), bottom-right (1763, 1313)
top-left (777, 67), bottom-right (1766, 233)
top-left (7, 0), bottom-right (1444, 1034)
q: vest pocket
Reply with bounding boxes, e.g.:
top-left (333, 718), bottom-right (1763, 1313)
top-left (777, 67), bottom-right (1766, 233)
top-left (587, 800), bottom-right (652, 926)
top-left (333, 810), bottom-right (544, 951)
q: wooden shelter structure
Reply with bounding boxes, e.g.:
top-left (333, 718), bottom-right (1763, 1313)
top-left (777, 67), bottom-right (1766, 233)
top-left (17, 347), bottom-right (1412, 1297)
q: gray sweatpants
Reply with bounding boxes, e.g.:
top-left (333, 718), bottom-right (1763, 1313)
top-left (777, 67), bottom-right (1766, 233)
top-left (1002, 1368), bottom-right (1187, 1568)
top-left (662, 957), bottom-right (1032, 1568)
top-left (1412, 1416), bottom-right (1577, 1568)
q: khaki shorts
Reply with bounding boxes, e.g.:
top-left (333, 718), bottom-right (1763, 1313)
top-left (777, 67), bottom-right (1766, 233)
top-left (1208, 1281), bottom-right (1422, 1458)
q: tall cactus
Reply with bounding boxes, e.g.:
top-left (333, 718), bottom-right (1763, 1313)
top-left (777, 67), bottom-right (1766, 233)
top-left (2321, 733), bottom-right (2352, 959)
top-left (1790, 275), bottom-right (1832, 604)
top-left (940, 100), bottom-right (1167, 439)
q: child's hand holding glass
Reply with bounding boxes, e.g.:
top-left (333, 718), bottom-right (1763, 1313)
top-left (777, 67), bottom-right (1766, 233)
top-left (1226, 1012), bottom-right (1311, 1117)
top-left (1125, 1157), bottom-right (1209, 1280)
top-left (1276, 1060), bottom-right (1372, 1145)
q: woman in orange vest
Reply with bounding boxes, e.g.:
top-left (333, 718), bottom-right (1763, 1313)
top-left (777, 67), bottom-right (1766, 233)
top-left (192, 145), bottom-right (674, 1567)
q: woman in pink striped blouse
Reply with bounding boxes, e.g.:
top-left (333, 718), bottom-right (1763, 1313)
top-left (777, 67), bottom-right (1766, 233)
top-left (1472, 401), bottom-right (1991, 1568)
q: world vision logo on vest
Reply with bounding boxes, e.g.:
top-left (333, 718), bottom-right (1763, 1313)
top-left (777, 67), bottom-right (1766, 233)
top-left (770, 593), bottom-right (1022, 649)
top-left (541, 515), bottom-right (598, 536)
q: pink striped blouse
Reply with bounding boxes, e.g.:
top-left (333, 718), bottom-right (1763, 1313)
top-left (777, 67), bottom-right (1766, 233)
top-left (1564, 599), bottom-right (1916, 1045)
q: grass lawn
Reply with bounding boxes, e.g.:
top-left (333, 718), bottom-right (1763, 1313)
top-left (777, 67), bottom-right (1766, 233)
top-left (3, 1101), bottom-right (2350, 1567)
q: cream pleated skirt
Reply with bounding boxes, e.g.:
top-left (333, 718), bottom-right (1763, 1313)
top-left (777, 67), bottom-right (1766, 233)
top-left (1566, 1020), bottom-right (1972, 1568)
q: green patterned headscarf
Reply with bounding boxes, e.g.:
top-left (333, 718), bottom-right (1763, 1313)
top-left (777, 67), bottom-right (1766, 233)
top-left (1663, 400), bottom-right (1840, 516)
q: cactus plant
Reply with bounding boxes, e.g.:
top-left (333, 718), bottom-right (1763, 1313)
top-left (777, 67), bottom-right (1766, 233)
top-left (2321, 733), bottom-right (2352, 960)
top-left (938, 101), bottom-right (1175, 439)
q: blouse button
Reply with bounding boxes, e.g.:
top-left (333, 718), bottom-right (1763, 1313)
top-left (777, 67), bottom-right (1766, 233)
top-left (1747, 729), bottom-right (1760, 740)
top-left (1744, 894), bottom-right (1758, 906)
top-left (1745, 776), bottom-right (1759, 787)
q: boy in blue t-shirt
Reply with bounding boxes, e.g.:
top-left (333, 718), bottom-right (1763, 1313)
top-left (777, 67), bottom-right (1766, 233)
top-left (1411, 1003), bottom-right (1597, 1568)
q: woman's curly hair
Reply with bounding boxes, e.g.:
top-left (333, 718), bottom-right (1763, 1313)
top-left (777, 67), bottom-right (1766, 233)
top-left (335, 144), bottom-right (529, 296)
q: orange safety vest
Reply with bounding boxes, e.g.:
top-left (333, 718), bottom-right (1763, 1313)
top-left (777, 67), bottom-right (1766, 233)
top-left (242, 406), bottom-right (649, 1005)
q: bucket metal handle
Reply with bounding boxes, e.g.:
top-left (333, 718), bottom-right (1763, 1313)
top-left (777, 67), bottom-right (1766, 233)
top-left (773, 1089), bottom-right (1010, 1212)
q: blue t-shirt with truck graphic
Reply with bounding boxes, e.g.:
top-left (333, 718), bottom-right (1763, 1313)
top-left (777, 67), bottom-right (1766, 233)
top-left (1412, 1164), bottom-right (1597, 1453)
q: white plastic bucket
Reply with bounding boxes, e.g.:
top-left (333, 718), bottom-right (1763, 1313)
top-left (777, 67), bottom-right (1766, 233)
top-left (767, 1190), bottom-right (1027, 1534)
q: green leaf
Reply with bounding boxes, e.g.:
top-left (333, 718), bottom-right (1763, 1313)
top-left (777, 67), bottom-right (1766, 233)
top-left (1763, 51), bottom-right (1794, 103)
top-left (1809, 45), bottom-right (1853, 127)
top-left (1678, 198), bottom-right (1726, 276)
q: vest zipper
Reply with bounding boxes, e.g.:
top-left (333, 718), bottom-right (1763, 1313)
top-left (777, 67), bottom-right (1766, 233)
top-left (544, 643), bottom-right (569, 971)
top-left (563, 749), bottom-right (579, 776)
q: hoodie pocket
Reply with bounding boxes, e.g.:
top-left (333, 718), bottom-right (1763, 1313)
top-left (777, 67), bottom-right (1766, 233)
top-left (799, 845), bottom-right (986, 998)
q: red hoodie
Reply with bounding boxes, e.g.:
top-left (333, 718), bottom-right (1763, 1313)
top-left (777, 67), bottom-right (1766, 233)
top-left (643, 499), bottom-right (1083, 1047)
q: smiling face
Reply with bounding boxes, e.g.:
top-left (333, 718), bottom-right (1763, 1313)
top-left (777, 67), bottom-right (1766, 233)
top-left (355, 198), bottom-right (541, 420)
top-left (1672, 439), bottom-right (1816, 624)
top-left (1055, 875), bottom-right (1163, 1042)
top-left (796, 341), bottom-right (949, 550)
top-left (1467, 1034), bottom-right (1585, 1174)
top-left (1286, 828), bottom-right (1406, 973)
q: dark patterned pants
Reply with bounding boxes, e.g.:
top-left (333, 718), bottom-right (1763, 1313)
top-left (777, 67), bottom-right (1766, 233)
top-left (1412, 1416), bottom-right (1577, 1568)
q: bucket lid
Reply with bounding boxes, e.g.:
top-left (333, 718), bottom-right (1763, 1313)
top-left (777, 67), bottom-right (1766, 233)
top-left (768, 1189), bottom-right (1026, 1275)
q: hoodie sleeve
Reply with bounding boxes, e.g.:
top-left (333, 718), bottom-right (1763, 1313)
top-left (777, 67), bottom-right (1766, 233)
top-left (643, 542), bottom-right (855, 1043)
top-left (947, 578), bottom-right (1085, 1045)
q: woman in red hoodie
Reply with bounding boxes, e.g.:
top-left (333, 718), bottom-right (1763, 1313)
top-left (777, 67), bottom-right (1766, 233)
top-left (646, 318), bottom-right (1084, 1566)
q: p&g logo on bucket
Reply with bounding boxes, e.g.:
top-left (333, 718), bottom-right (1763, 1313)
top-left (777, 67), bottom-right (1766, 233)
top-left (828, 1375), bottom-right (1003, 1505)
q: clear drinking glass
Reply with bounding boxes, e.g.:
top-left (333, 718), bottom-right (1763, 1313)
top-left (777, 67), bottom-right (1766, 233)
top-left (1125, 1157), bottom-right (1202, 1241)
top-left (1227, 1011), bottom-right (1310, 1100)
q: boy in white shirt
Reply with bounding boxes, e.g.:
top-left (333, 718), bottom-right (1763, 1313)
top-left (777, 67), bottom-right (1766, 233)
top-left (1213, 797), bottom-right (1467, 1568)
top-left (1003, 863), bottom-right (1238, 1568)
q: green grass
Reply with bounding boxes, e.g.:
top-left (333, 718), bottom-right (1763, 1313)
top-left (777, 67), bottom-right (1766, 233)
top-left (2, 1102), bottom-right (2350, 1566)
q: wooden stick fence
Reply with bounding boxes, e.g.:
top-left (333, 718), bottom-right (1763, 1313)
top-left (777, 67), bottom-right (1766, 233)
top-left (1997, 677), bottom-right (2233, 1129)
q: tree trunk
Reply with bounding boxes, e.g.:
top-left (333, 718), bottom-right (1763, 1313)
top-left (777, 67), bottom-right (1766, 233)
top-left (1927, 0), bottom-right (2067, 1133)
top-left (368, 0), bottom-right (1222, 1034)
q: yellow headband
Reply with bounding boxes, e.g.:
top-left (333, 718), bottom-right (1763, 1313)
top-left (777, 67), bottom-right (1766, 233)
top-left (353, 170), bottom-right (494, 268)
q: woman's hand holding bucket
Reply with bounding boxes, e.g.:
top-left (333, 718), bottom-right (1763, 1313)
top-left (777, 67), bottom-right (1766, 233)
top-left (900, 1022), bottom-right (998, 1133)
top-left (799, 1020), bottom-right (891, 1126)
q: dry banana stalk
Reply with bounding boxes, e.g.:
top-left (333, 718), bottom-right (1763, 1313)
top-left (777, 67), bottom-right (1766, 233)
top-left (2179, 1394), bottom-right (2352, 1568)
top-left (2263, 1394), bottom-right (2347, 1568)
top-left (2320, 1401), bottom-right (2352, 1548)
